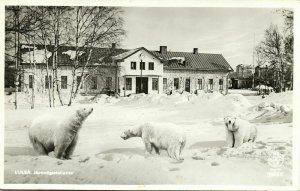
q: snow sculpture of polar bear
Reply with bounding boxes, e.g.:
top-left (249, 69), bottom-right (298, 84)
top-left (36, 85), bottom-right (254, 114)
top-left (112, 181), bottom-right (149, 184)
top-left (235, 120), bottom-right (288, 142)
top-left (121, 123), bottom-right (186, 160)
top-left (224, 116), bottom-right (257, 148)
top-left (28, 107), bottom-right (93, 159)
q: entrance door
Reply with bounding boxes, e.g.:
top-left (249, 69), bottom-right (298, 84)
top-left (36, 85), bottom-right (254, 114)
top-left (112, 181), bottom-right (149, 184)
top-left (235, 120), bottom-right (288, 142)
top-left (185, 78), bottom-right (190, 92)
top-left (136, 77), bottom-right (148, 94)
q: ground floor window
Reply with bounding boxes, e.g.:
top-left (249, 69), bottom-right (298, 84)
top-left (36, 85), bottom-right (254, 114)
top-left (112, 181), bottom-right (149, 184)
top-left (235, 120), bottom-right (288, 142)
top-left (209, 79), bottom-right (213, 90)
top-left (163, 78), bottom-right (167, 91)
top-left (29, 75), bottom-right (33, 88)
top-left (91, 76), bottom-right (97, 89)
top-left (126, 78), bottom-right (132, 90)
top-left (174, 78), bottom-right (179, 90)
top-left (152, 78), bottom-right (158, 90)
top-left (219, 79), bottom-right (223, 90)
top-left (197, 79), bottom-right (202, 89)
top-left (45, 75), bottom-right (52, 89)
top-left (61, 76), bottom-right (67, 89)
top-left (106, 77), bottom-right (112, 89)
top-left (76, 76), bottom-right (83, 89)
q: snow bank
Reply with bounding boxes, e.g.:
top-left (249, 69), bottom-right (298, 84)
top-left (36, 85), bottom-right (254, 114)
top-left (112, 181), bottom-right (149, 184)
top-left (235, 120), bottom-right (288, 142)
top-left (116, 92), bottom-right (251, 120)
top-left (249, 91), bottom-right (293, 123)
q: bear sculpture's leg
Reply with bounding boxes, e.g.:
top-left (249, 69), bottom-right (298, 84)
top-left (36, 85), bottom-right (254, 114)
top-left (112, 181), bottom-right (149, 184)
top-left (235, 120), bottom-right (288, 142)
top-left (54, 140), bottom-right (73, 159)
top-left (151, 143), bottom-right (160, 155)
top-left (233, 135), bottom-right (243, 148)
top-left (29, 135), bottom-right (48, 155)
top-left (64, 135), bottom-right (78, 159)
top-left (179, 140), bottom-right (185, 155)
top-left (167, 146), bottom-right (177, 160)
top-left (144, 142), bottom-right (153, 154)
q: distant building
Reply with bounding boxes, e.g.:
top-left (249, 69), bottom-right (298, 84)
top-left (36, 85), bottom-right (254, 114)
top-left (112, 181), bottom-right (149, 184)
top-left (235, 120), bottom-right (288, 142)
top-left (229, 64), bottom-right (253, 89)
top-left (16, 44), bottom-right (233, 96)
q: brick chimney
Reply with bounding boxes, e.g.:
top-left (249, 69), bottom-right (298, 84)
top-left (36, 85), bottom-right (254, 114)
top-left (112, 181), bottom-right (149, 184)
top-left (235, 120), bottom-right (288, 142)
top-left (193, 48), bottom-right (198, 54)
top-left (159, 46), bottom-right (167, 54)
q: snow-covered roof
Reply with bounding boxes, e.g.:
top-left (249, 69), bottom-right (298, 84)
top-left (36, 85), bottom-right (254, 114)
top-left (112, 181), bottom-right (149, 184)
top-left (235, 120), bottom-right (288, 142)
top-left (21, 48), bottom-right (52, 64)
top-left (62, 50), bottom-right (85, 60)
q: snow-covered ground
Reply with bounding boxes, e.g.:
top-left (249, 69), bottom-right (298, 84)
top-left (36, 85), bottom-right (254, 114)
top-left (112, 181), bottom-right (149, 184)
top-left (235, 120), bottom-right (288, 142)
top-left (4, 91), bottom-right (293, 185)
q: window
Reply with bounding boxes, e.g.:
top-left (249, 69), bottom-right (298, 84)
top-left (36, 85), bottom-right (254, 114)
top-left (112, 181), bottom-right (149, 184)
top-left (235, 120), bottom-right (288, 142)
top-left (149, 62), bottom-right (154, 70)
top-left (91, 76), bottom-right (97, 89)
top-left (126, 78), bottom-right (132, 90)
top-left (29, 75), bottom-right (33, 88)
top-left (106, 77), bottom-right (112, 89)
top-left (163, 78), bottom-right (167, 91)
top-left (77, 76), bottom-right (83, 89)
top-left (197, 79), bottom-right (202, 90)
top-left (174, 78), bottom-right (179, 90)
top-left (131, 62), bottom-right (136, 70)
top-left (140, 62), bottom-right (145, 70)
top-left (61, 76), bottom-right (67, 89)
top-left (219, 79), bottom-right (224, 90)
top-left (152, 78), bottom-right (158, 90)
top-left (209, 79), bottom-right (213, 90)
top-left (45, 75), bottom-right (52, 89)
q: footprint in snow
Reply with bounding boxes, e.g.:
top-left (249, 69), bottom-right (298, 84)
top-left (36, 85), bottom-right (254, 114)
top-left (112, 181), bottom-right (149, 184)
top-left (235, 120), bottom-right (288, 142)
top-left (169, 167), bottom-right (180, 171)
top-left (170, 160), bottom-right (184, 164)
top-left (192, 156), bottom-right (205, 160)
top-left (211, 161), bottom-right (219, 166)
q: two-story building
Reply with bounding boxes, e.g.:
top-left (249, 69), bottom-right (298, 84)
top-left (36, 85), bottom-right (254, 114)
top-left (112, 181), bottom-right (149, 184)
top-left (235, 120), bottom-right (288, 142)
top-left (18, 44), bottom-right (233, 97)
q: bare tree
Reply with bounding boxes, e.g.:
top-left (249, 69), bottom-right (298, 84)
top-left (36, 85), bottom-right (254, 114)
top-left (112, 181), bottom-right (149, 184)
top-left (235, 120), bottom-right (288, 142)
top-left (256, 24), bottom-right (285, 92)
top-left (67, 7), bottom-right (125, 106)
top-left (46, 6), bottom-right (73, 106)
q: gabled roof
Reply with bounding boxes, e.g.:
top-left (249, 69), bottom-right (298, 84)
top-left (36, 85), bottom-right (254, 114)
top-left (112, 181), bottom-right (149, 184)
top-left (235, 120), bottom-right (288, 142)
top-left (18, 44), bottom-right (233, 72)
top-left (151, 51), bottom-right (233, 72)
top-left (112, 47), bottom-right (163, 62)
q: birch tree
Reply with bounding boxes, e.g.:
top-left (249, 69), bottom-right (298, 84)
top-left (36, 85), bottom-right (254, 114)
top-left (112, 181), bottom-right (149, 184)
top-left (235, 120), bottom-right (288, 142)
top-left (67, 7), bottom-right (125, 106)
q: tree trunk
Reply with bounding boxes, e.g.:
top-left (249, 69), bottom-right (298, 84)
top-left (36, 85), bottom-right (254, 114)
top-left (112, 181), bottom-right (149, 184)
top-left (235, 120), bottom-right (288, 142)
top-left (43, 36), bottom-right (52, 107)
top-left (54, 10), bottom-right (64, 106)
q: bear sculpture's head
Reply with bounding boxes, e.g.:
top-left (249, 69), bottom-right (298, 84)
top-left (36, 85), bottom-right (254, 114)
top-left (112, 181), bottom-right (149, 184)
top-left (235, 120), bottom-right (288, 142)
top-left (76, 107), bottom-right (93, 120)
top-left (224, 116), bottom-right (237, 132)
top-left (120, 128), bottom-right (140, 140)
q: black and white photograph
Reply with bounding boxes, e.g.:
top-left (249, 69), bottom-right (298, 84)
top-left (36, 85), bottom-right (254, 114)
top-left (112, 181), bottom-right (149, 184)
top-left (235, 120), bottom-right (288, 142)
top-left (1, 0), bottom-right (299, 190)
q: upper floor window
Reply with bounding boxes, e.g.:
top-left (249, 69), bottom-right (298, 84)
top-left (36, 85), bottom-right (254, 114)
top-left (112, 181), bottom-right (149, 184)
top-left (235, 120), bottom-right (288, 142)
top-left (149, 62), bottom-right (154, 70)
top-left (131, 62), bottom-right (136, 70)
top-left (140, 62), bottom-right (145, 70)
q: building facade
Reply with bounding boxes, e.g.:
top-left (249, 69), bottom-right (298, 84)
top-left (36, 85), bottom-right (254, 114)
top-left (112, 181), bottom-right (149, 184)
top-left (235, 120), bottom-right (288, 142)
top-left (18, 45), bottom-right (233, 96)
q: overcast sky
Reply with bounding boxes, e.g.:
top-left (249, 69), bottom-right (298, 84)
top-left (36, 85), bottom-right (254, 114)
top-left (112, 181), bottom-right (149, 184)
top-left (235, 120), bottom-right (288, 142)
top-left (121, 7), bottom-right (285, 70)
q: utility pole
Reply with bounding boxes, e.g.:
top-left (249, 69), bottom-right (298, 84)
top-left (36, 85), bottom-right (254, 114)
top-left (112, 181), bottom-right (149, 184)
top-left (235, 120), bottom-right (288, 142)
top-left (252, 33), bottom-right (255, 90)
